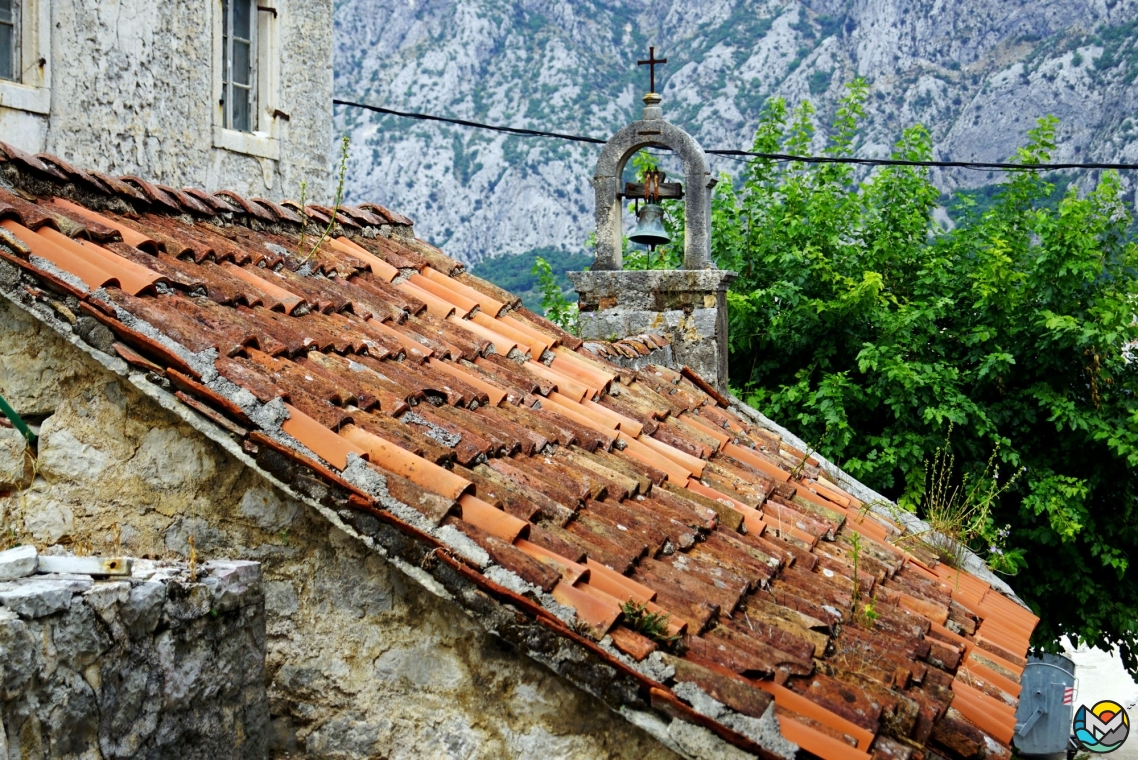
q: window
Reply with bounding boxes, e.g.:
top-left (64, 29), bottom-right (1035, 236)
top-left (213, 0), bottom-right (279, 159)
top-left (0, 0), bottom-right (49, 115)
top-left (0, 0), bottom-right (18, 82)
top-left (221, 0), bottom-right (254, 132)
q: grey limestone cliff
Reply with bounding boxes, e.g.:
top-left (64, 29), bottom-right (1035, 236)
top-left (334, 0), bottom-right (1138, 266)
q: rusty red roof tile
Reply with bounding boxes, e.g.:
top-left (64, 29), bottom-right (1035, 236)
top-left (443, 516), bottom-right (558, 591)
top-left (358, 202), bottom-right (414, 227)
top-left (119, 176), bottom-right (184, 214)
top-left (0, 162), bottom-right (1046, 760)
top-left (214, 190), bottom-right (275, 222)
top-left (336, 205), bottom-right (386, 228)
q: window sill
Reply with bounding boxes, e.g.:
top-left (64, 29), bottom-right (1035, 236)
top-left (0, 82), bottom-right (50, 115)
top-left (213, 126), bottom-right (280, 160)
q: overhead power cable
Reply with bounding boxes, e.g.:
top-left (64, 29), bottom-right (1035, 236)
top-left (334, 98), bottom-right (1138, 172)
top-left (335, 99), bottom-right (606, 145)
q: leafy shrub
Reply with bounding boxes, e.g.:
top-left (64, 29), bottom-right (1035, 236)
top-left (532, 256), bottom-right (578, 334)
top-left (712, 81), bottom-right (1138, 670)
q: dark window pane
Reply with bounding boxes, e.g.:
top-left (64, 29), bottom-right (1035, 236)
top-left (231, 87), bottom-right (250, 132)
top-left (234, 0), bottom-right (251, 39)
top-left (233, 40), bottom-right (250, 85)
top-left (0, 0), bottom-right (13, 24)
top-left (0, 24), bottom-right (12, 81)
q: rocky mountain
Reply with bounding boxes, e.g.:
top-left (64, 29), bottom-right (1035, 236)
top-left (333, 0), bottom-right (1138, 268)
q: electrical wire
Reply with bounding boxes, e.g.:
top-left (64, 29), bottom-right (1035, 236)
top-left (334, 97), bottom-right (1138, 173)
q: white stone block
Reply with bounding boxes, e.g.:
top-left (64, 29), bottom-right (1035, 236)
top-left (37, 556), bottom-right (133, 576)
top-left (202, 560), bottom-right (262, 611)
top-left (0, 578), bottom-right (89, 618)
top-left (0, 545), bottom-right (37, 581)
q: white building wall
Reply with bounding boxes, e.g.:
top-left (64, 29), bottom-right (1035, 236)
top-left (0, 0), bottom-right (333, 201)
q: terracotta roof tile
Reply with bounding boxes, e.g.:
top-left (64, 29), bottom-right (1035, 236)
top-left (337, 205), bottom-right (386, 228)
top-left (443, 516), bottom-right (558, 591)
top-left (214, 190), bottom-right (275, 222)
top-left (119, 176), bottom-right (184, 214)
top-left (0, 140), bottom-right (60, 177)
top-left (340, 424), bottom-right (469, 500)
top-left (515, 537), bottom-right (588, 584)
top-left (609, 625), bottom-right (658, 661)
top-left (439, 315), bottom-right (514, 355)
top-left (0, 163), bottom-right (1042, 760)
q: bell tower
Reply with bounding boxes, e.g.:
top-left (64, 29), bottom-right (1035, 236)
top-left (567, 49), bottom-right (737, 392)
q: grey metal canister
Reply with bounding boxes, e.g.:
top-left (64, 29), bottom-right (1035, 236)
top-left (1014, 653), bottom-right (1076, 757)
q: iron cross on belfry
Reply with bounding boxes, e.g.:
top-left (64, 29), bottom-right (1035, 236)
top-left (638, 47), bottom-right (667, 93)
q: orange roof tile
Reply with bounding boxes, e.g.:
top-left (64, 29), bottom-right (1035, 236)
top-left (421, 266), bottom-right (506, 316)
top-left (0, 151), bottom-right (1043, 760)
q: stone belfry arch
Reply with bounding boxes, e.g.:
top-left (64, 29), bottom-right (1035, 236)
top-left (568, 51), bottom-right (737, 391)
top-left (591, 92), bottom-right (715, 271)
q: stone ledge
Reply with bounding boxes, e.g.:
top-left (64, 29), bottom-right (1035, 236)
top-left (579, 309), bottom-right (719, 342)
top-left (568, 269), bottom-right (737, 297)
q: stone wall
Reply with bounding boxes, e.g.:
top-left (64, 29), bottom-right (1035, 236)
top-left (1, 0), bottom-right (333, 201)
top-left (0, 558), bottom-right (267, 759)
top-left (569, 269), bottom-right (736, 393)
top-left (0, 296), bottom-right (674, 759)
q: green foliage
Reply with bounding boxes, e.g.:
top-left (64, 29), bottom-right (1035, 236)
top-left (532, 256), bottom-right (578, 334)
top-left (621, 599), bottom-right (681, 647)
top-left (946, 173), bottom-right (1073, 226)
top-left (299, 135), bottom-right (350, 261)
top-left (470, 247), bottom-right (591, 312)
top-left (1092, 18), bottom-right (1138, 83)
top-left (816, 15), bottom-right (845, 39)
top-left (808, 69), bottom-right (833, 96)
top-left (714, 81), bottom-right (1138, 671)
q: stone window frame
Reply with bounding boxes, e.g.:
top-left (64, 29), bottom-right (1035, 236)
top-left (212, 0), bottom-right (281, 161)
top-left (0, 0), bottom-right (51, 116)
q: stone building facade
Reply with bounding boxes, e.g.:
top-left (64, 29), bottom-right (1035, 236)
top-left (0, 0), bottom-right (332, 200)
top-left (0, 296), bottom-right (674, 759)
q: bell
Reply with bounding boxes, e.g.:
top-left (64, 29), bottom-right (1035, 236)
top-left (628, 203), bottom-right (670, 248)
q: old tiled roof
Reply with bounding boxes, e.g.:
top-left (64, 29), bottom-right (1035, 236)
top-left (0, 142), bottom-right (1037, 760)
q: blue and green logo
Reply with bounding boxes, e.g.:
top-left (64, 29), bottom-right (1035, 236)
top-left (1074, 700), bottom-right (1130, 753)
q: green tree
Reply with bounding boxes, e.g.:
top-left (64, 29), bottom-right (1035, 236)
top-left (713, 81), bottom-right (1138, 669)
top-left (532, 256), bottom-right (578, 334)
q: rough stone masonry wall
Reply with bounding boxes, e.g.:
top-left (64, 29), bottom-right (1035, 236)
top-left (0, 559), bottom-right (267, 759)
top-left (570, 269), bottom-right (736, 393)
top-left (0, 296), bottom-right (675, 759)
top-left (2, 0), bottom-right (333, 201)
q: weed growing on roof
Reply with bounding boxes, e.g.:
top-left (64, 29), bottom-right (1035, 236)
top-left (789, 429), bottom-right (829, 481)
top-left (621, 599), bottom-right (681, 648)
top-left (861, 594), bottom-right (879, 627)
top-left (901, 424), bottom-right (1024, 574)
top-left (847, 533), bottom-right (880, 628)
top-left (298, 135), bottom-right (350, 262)
top-left (533, 256), bottom-right (578, 334)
